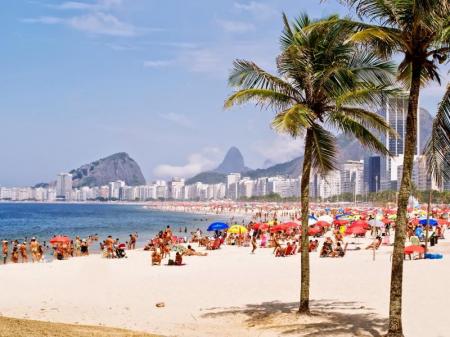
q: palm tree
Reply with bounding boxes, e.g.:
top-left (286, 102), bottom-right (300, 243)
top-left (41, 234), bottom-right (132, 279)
top-left (224, 13), bottom-right (397, 314)
top-left (316, 2), bottom-right (450, 335)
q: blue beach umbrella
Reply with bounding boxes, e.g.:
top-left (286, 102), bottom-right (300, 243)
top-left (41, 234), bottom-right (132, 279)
top-left (419, 218), bottom-right (438, 226)
top-left (207, 222), bottom-right (229, 231)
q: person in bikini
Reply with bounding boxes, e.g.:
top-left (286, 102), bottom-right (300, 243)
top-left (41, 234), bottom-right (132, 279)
top-left (105, 235), bottom-right (114, 258)
top-left (29, 237), bottom-right (39, 262)
top-left (11, 242), bottom-right (19, 263)
top-left (2, 240), bottom-right (9, 264)
top-left (19, 242), bottom-right (28, 263)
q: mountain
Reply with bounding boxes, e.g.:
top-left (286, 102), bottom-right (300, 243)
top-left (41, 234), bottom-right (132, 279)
top-left (186, 108), bottom-right (434, 183)
top-left (186, 147), bottom-right (250, 184)
top-left (70, 152), bottom-right (146, 188)
top-left (214, 146), bottom-right (251, 174)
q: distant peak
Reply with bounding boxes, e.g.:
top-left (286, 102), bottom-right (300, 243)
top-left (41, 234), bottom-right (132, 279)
top-left (214, 147), bottom-right (250, 174)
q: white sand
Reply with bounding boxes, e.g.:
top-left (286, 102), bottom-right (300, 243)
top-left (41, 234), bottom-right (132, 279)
top-left (1, 236), bottom-right (450, 337)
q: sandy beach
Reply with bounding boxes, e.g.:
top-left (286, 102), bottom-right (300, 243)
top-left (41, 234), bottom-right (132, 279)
top-left (1, 233), bottom-right (450, 337)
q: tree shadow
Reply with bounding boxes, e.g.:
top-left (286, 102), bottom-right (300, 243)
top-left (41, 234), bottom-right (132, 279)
top-left (201, 299), bottom-right (387, 336)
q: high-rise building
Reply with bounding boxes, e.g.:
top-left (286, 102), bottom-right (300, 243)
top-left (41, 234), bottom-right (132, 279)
top-left (378, 97), bottom-right (421, 190)
top-left (226, 173), bottom-right (241, 199)
top-left (364, 156), bottom-right (381, 193)
top-left (108, 180), bottom-right (125, 199)
top-left (56, 173), bottom-right (73, 200)
top-left (168, 178), bottom-right (185, 200)
top-left (341, 160), bottom-right (364, 195)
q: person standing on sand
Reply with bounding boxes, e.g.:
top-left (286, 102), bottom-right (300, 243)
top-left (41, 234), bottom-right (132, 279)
top-left (19, 242), bottom-right (28, 263)
top-left (105, 235), bottom-right (114, 258)
top-left (251, 235), bottom-right (257, 254)
top-left (129, 233), bottom-right (137, 250)
top-left (29, 237), bottom-right (39, 262)
top-left (2, 240), bottom-right (8, 264)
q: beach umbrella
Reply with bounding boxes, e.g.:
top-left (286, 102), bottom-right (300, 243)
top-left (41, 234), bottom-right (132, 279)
top-left (334, 219), bottom-right (349, 226)
top-left (345, 226), bottom-right (366, 236)
top-left (280, 222), bottom-right (299, 229)
top-left (438, 219), bottom-right (448, 225)
top-left (404, 245), bottom-right (424, 254)
top-left (49, 236), bottom-right (70, 244)
top-left (308, 226), bottom-right (322, 236)
top-left (315, 220), bottom-right (330, 228)
top-left (349, 220), bottom-right (369, 229)
top-left (252, 223), bottom-right (268, 230)
top-left (228, 225), bottom-right (248, 234)
top-left (418, 218), bottom-right (438, 226)
top-left (207, 222), bottom-right (229, 231)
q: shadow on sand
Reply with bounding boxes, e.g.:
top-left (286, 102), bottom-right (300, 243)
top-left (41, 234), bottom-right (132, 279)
top-left (201, 300), bottom-right (387, 336)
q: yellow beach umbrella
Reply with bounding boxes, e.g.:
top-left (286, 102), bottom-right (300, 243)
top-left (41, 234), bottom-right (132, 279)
top-left (228, 225), bottom-right (248, 234)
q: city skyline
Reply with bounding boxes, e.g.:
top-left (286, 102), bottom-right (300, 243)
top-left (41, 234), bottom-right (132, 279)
top-left (1, 0), bottom-right (449, 187)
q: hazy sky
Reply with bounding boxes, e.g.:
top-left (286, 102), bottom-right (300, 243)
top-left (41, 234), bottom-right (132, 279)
top-left (0, 0), bottom-right (448, 186)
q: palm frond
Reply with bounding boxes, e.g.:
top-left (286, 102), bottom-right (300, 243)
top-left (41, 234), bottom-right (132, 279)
top-left (327, 111), bottom-right (392, 156)
top-left (271, 104), bottom-right (314, 138)
top-left (224, 89), bottom-right (294, 111)
top-left (424, 84), bottom-right (450, 186)
top-left (310, 123), bottom-right (337, 174)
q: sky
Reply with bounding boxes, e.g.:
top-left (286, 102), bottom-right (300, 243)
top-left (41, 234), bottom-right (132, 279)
top-left (0, 0), bottom-right (448, 186)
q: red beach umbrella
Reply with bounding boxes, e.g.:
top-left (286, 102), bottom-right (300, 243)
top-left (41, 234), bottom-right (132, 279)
top-left (334, 219), bottom-right (349, 226)
top-left (315, 220), bottom-right (330, 228)
top-left (50, 236), bottom-right (71, 244)
top-left (350, 220), bottom-right (369, 229)
top-left (345, 226), bottom-right (366, 236)
top-left (404, 245), bottom-right (424, 254)
top-left (308, 226), bottom-right (322, 236)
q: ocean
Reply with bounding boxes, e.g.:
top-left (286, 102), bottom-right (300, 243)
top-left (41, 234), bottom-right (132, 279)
top-left (0, 203), bottom-right (220, 246)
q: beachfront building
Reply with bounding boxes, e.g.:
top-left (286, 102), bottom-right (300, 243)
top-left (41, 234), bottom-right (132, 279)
top-left (268, 176), bottom-right (300, 198)
top-left (340, 160), bottom-right (364, 196)
top-left (168, 178), bottom-right (185, 200)
top-left (364, 156), bottom-right (381, 193)
top-left (56, 173), bottom-right (73, 200)
top-left (226, 173), bottom-right (241, 199)
top-left (108, 180), bottom-right (125, 200)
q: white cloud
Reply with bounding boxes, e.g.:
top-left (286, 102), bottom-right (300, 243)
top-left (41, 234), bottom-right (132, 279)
top-left (22, 12), bottom-right (138, 36)
top-left (234, 1), bottom-right (276, 19)
top-left (159, 112), bottom-right (193, 128)
top-left (217, 19), bottom-right (255, 33)
top-left (153, 148), bottom-right (222, 178)
top-left (52, 0), bottom-right (123, 11)
top-left (143, 60), bottom-right (173, 68)
top-left (21, 16), bottom-right (63, 24)
top-left (253, 134), bottom-right (304, 164)
top-left (68, 12), bottom-right (137, 36)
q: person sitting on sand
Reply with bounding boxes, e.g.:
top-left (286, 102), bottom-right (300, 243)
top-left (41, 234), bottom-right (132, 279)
top-left (152, 248), bottom-right (162, 266)
top-left (365, 236), bottom-right (382, 250)
top-left (175, 251), bottom-right (183, 265)
top-left (330, 242), bottom-right (345, 257)
top-left (320, 238), bottom-right (333, 257)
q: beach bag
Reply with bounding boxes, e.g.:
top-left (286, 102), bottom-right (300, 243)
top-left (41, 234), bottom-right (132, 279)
top-left (168, 259), bottom-right (175, 265)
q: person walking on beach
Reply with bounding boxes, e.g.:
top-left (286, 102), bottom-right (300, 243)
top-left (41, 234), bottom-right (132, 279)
top-left (2, 240), bottom-right (8, 264)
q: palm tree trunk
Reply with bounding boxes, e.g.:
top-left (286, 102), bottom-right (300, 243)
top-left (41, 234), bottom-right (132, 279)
top-left (299, 129), bottom-right (313, 314)
top-left (386, 62), bottom-right (422, 337)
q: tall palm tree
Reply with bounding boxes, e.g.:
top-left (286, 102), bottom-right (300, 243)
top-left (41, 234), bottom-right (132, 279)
top-left (317, 2), bottom-right (450, 335)
top-left (224, 13), bottom-right (397, 314)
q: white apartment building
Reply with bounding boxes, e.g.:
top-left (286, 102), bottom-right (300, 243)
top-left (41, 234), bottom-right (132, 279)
top-left (109, 180), bottom-right (125, 199)
top-left (226, 173), bottom-right (241, 199)
top-left (56, 173), bottom-right (73, 200)
top-left (340, 160), bottom-right (364, 195)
